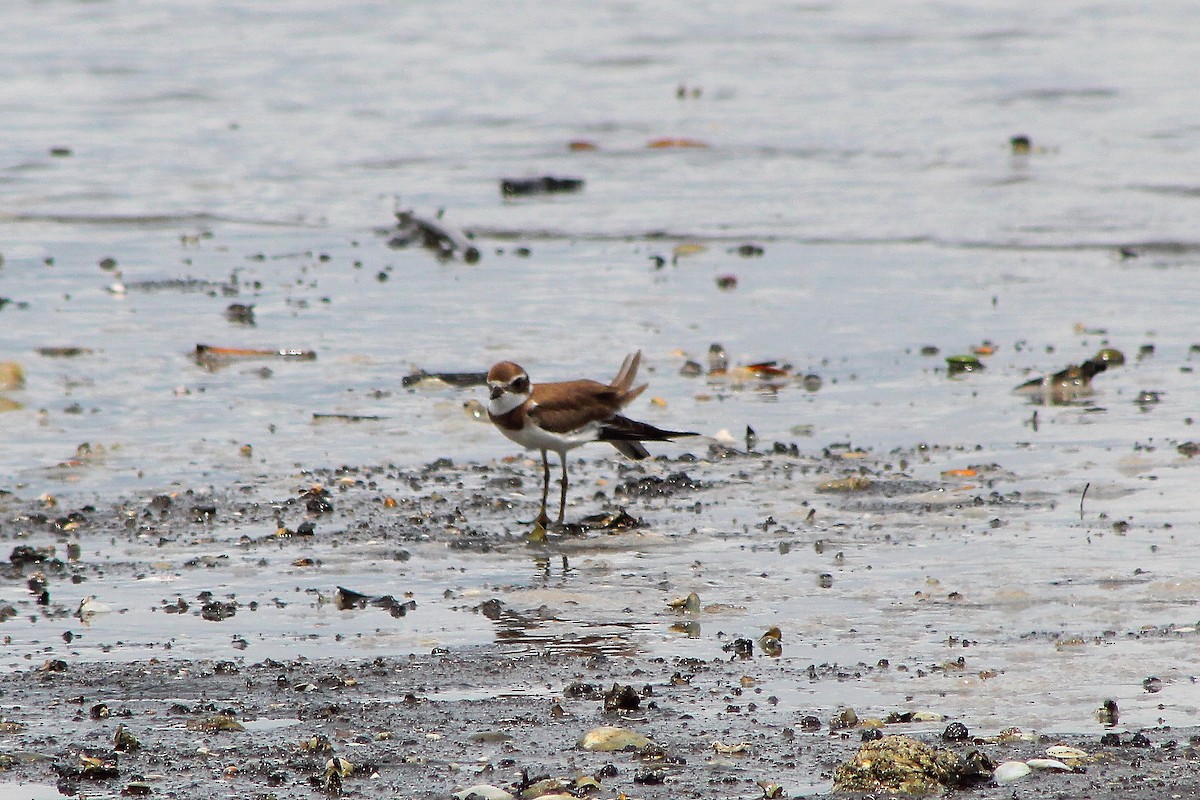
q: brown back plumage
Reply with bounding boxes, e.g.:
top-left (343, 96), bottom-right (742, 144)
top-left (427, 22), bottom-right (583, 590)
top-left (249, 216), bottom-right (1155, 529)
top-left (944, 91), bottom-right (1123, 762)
top-left (523, 350), bottom-right (648, 435)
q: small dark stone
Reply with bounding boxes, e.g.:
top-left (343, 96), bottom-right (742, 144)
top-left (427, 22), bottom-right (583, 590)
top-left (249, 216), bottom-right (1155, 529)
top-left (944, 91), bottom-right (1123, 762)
top-left (722, 638), bottom-right (753, 659)
top-left (306, 497), bottom-right (333, 514)
top-left (1097, 698), bottom-right (1119, 726)
top-left (335, 586), bottom-right (369, 610)
top-left (942, 721), bottom-right (969, 741)
top-left (200, 601), bottom-right (237, 622)
top-left (1100, 732), bottom-right (1122, 746)
top-left (478, 599), bottom-right (503, 620)
top-left (603, 683), bottom-right (641, 712)
top-left (1129, 732), bottom-right (1152, 748)
top-left (10, 545), bottom-right (48, 566)
top-left (190, 505), bottom-right (217, 523)
top-left (633, 769), bottom-right (665, 785)
top-left (861, 728), bottom-right (883, 741)
top-left (564, 682), bottom-right (601, 700)
top-left (225, 303), bottom-right (256, 325)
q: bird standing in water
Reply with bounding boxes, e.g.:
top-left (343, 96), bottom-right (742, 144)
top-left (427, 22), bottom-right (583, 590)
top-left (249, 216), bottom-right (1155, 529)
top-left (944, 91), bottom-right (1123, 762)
top-left (486, 351), bottom-right (697, 527)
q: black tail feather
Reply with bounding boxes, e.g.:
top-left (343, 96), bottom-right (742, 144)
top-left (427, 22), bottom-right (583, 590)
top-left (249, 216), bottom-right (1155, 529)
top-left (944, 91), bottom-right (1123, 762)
top-left (599, 415), bottom-right (699, 446)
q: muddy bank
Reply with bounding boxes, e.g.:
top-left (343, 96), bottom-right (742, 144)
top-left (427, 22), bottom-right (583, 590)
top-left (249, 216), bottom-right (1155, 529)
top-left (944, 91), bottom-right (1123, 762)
top-left (0, 651), bottom-right (1197, 799)
top-left (1, 447), bottom-right (1198, 796)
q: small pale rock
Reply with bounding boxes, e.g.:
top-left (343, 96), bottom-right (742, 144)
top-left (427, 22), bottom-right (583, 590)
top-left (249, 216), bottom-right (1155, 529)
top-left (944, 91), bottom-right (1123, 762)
top-left (578, 726), bottom-right (653, 752)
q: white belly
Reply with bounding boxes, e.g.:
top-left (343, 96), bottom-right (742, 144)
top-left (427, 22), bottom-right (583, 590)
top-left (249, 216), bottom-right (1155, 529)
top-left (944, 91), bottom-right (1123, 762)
top-left (502, 419), bottom-right (600, 455)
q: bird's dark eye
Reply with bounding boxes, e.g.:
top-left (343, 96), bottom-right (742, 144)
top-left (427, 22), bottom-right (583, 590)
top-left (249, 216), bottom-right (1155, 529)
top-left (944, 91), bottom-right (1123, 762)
top-left (512, 376), bottom-right (529, 393)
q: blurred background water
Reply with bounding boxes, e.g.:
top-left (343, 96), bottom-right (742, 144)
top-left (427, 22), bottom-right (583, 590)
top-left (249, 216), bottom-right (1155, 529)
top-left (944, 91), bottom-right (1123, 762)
top-left (2, 0), bottom-right (1197, 495)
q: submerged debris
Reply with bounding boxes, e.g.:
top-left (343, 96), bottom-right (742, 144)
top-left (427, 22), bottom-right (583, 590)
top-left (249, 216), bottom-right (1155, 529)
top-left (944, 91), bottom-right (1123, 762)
top-left (602, 683), bottom-right (642, 712)
top-left (757, 625), bottom-right (783, 657)
top-left (186, 714), bottom-right (245, 733)
top-left (334, 586), bottom-right (417, 618)
top-left (575, 507), bottom-right (643, 531)
top-left (312, 413), bottom-right (385, 422)
top-left (401, 369), bottom-right (487, 388)
top-left (319, 755), bottom-right (354, 795)
top-left (194, 343), bottom-right (316, 369)
top-left (500, 176), bottom-right (584, 197)
top-left (36, 346), bottom-right (92, 358)
top-left (945, 354), bottom-right (983, 375)
top-left (667, 591), bottom-right (701, 614)
top-left (224, 303), bottom-right (255, 325)
top-left (1014, 349), bottom-right (1124, 405)
top-left (113, 724), bottom-right (140, 752)
top-left (817, 475), bottom-right (872, 493)
top-left (387, 209), bottom-right (480, 263)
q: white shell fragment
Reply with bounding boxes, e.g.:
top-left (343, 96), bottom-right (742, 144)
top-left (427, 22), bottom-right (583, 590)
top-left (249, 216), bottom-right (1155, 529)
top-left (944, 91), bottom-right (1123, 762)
top-left (1027, 758), bottom-right (1072, 771)
top-left (993, 761), bottom-right (1032, 784)
top-left (453, 785), bottom-right (514, 800)
top-left (77, 596), bottom-right (113, 617)
top-left (577, 726), bottom-right (653, 752)
top-left (1045, 745), bottom-right (1089, 762)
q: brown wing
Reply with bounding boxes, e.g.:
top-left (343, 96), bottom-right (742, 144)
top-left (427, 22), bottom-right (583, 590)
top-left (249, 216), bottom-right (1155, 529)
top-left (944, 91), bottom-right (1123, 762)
top-left (528, 379), bottom-right (625, 434)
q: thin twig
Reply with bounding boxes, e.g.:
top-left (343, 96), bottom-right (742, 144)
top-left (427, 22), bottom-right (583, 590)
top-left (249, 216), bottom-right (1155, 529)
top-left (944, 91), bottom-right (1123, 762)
top-left (1080, 482), bottom-right (1090, 521)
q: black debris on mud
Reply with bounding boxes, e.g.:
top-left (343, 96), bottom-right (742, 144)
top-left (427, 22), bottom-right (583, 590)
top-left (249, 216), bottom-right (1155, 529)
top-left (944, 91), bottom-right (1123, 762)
top-left (3, 448), bottom-right (1153, 798)
top-left (0, 653), bottom-right (1195, 799)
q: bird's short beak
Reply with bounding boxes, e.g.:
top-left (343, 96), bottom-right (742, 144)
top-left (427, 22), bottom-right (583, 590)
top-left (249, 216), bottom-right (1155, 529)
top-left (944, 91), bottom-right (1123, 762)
top-left (489, 385), bottom-right (504, 400)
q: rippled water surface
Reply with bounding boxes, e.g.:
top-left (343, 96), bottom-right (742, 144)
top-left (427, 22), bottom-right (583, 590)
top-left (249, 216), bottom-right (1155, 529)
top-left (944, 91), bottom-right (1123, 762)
top-left (3, 0), bottom-right (1200, 738)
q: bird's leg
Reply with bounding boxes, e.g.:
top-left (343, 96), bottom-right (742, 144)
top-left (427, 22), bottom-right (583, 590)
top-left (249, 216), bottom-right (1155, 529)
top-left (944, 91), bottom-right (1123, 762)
top-left (557, 456), bottom-right (568, 526)
top-left (535, 450), bottom-right (551, 528)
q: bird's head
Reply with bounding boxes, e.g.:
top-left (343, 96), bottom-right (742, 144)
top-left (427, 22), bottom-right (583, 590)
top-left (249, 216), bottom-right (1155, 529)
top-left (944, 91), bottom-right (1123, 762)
top-left (486, 361), bottom-right (531, 415)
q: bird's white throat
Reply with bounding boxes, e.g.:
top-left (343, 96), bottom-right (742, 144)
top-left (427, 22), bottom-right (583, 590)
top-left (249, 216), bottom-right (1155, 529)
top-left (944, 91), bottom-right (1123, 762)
top-left (488, 389), bottom-right (527, 417)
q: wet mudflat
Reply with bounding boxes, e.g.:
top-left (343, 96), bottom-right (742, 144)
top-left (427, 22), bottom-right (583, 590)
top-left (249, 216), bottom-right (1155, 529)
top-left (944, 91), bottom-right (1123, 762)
top-left (6, 0), bottom-right (1200, 796)
top-left (2, 440), bottom-right (1200, 797)
top-left (0, 648), bottom-right (1197, 800)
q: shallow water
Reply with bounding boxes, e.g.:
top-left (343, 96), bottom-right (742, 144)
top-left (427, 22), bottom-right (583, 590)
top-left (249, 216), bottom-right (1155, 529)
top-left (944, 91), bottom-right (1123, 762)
top-left (2, 0), bottom-right (1200, 743)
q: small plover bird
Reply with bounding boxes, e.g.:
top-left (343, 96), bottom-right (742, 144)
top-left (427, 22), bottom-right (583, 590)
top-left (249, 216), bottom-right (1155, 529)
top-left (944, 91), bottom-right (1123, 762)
top-left (486, 351), bottom-right (697, 526)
